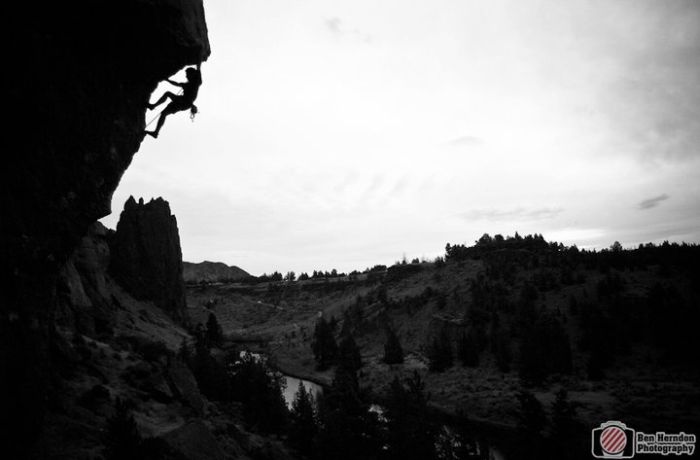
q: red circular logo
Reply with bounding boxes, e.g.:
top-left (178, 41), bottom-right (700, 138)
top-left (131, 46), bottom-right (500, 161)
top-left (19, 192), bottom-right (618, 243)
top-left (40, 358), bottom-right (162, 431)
top-left (601, 426), bottom-right (627, 454)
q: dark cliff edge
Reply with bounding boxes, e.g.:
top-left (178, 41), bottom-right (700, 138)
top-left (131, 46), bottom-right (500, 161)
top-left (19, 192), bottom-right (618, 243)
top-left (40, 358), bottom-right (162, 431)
top-left (110, 196), bottom-right (187, 321)
top-left (2, 1), bottom-right (209, 457)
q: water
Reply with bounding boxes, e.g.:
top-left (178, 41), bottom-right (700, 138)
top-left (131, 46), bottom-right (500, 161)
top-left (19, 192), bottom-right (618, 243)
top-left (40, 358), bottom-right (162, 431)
top-left (368, 404), bottom-right (506, 460)
top-left (250, 352), bottom-right (507, 459)
top-left (282, 375), bottom-right (323, 408)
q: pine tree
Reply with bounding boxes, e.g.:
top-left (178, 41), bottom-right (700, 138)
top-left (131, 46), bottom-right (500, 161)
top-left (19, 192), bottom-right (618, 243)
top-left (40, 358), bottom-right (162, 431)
top-left (231, 352), bottom-right (288, 434)
top-left (191, 323), bottom-right (229, 401)
top-left (550, 389), bottom-right (586, 459)
top-left (493, 329), bottom-right (512, 372)
top-left (288, 382), bottom-right (318, 457)
top-left (587, 349), bottom-right (604, 380)
top-left (385, 372), bottom-right (436, 460)
top-left (338, 334), bottom-right (362, 372)
top-left (104, 399), bottom-right (143, 460)
top-left (427, 327), bottom-right (453, 372)
top-left (519, 315), bottom-right (572, 383)
top-left (316, 364), bottom-right (381, 460)
top-left (383, 328), bottom-right (404, 365)
top-left (515, 390), bottom-right (546, 458)
top-left (312, 317), bottom-right (338, 370)
top-left (177, 337), bottom-right (190, 364)
top-left (458, 333), bottom-right (479, 367)
top-left (205, 312), bottom-right (224, 348)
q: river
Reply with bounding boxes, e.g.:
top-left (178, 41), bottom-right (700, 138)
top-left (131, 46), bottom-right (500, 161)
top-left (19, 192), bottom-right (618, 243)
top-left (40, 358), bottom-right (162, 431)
top-left (279, 374), bottom-right (507, 460)
top-left (248, 350), bottom-right (508, 459)
top-left (281, 374), bottom-right (323, 408)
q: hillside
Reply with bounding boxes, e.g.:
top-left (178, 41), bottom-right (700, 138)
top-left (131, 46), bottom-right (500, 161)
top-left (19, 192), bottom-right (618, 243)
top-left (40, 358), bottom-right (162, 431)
top-left (186, 235), bottom-right (700, 441)
top-left (183, 261), bottom-right (250, 284)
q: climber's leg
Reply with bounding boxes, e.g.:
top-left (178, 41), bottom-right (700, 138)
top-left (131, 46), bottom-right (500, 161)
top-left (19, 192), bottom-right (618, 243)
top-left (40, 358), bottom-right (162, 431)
top-left (147, 91), bottom-right (177, 110)
top-left (145, 104), bottom-right (177, 138)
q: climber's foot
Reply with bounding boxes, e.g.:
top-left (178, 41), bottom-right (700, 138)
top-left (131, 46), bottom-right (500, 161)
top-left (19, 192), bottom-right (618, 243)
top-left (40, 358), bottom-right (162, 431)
top-left (145, 130), bottom-right (158, 138)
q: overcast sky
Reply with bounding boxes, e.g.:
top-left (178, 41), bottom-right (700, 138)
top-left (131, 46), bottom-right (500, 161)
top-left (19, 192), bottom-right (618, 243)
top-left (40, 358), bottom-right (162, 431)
top-left (101, 0), bottom-right (700, 275)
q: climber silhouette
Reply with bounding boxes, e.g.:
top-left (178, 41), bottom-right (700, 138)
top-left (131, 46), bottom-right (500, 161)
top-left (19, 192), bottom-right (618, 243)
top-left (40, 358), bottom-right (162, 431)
top-left (145, 63), bottom-right (202, 138)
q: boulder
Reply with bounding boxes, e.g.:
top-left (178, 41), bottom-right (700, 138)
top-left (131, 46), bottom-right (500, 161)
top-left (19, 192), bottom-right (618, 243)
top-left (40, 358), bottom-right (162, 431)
top-left (167, 359), bottom-right (205, 415)
top-left (162, 420), bottom-right (226, 460)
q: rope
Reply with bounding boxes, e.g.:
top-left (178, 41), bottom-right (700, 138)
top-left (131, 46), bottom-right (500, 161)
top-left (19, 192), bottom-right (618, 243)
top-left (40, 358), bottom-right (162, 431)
top-left (145, 89), bottom-right (184, 127)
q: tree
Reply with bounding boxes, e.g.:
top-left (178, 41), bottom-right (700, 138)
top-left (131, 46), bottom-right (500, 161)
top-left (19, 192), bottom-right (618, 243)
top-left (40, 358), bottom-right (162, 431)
top-left (285, 271), bottom-right (296, 282)
top-left (427, 327), bottom-right (453, 372)
top-left (205, 313), bottom-right (223, 348)
top-left (177, 337), bottom-right (190, 364)
top-left (230, 352), bottom-right (288, 434)
top-left (316, 364), bottom-right (381, 460)
top-left (457, 333), bottom-right (479, 367)
top-left (587, 347), bottom-right (606, 380)
top-left (549, 389), bottom-right (585, 459)
top-left (383, 328), bottom-right (404, 365)
top-left (493, 330), bottom-right (512, 372)
top-left (515, 390), bottom-right (546, 457)
top-left (288, 382), bottom-right (318, 458)
top-left (384, 372), bottom-right (436, 460)
top-left (338, 334), bottom-right (362, 372)
top-left (312, 317), bottom-right (338, 370)
top-left (519, 315), bottom-right (572, 383)
top-left (103, 399), bottom-right (165, 460)
top-left (104, 398), bottom-right (142, 460)
top-left (191, 323), bottom-right (229, 401)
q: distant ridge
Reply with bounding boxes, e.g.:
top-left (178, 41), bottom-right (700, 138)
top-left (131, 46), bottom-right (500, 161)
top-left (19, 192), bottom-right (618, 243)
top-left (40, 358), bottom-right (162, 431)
top-left (183, 261), bottom-right (250, 284)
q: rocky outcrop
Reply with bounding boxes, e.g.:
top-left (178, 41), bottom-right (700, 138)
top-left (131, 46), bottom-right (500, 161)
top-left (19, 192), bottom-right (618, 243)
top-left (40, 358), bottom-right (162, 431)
top-left (57, 222), bottom-right (115, 336)
top-left (2, 1), bottom-right (209, 455)
top-left (183, 261), bottom-right (251, 284)
top-left (110, 197), bottom-right (187, 321)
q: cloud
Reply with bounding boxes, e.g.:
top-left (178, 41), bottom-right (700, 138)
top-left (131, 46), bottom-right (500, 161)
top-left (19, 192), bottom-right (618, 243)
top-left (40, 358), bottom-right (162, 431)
top-left (388, 175), bottom-right (409, 196)
top-left (446, 135), bottom-right (483, 148)
top-left (324, 17), bottom-right (373, 43)
top-left (513, 0), bottom-right (700, 164)
top-left (461, 207), bottom-right (563, 222)
top-left (325, 17), bottom-right (342, 35)
top-left (638, 193), bottom-right (669, 210)
top-left (593, 2), bottom-right (700, 163)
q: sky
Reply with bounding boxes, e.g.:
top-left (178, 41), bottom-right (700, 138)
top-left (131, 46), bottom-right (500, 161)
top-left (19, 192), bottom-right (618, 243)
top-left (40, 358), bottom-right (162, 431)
top-left (101, 0), bottom-right (700, 275)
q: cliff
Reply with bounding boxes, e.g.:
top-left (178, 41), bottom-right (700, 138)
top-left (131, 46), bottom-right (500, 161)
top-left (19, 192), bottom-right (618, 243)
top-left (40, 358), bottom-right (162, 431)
top-left (110, 197), bottom-right (187, 320)
top-left (2, 1), bottom-right (209, 456)
top-left (57, 222), bottom-right (115, 336)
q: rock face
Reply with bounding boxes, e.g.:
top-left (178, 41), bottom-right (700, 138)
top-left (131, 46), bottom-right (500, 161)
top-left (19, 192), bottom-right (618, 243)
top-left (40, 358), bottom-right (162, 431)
top-left (110, 197), bottom-right (187, 320)
top-left (183, 261), bottom-right (251, 284)
top-left (57, 222), bottom-right (115, 336)
top-left (2, 1), bottom-right (209, 455)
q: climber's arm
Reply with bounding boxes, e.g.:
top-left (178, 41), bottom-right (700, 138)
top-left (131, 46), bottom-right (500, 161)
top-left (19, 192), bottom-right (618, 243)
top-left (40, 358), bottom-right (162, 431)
top-left (166, 79), bottom-right (185, 87)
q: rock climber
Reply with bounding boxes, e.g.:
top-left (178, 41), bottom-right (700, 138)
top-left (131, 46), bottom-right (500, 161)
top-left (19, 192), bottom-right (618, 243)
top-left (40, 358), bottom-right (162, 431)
top-left (145, 63), bottom-right (202, 138)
